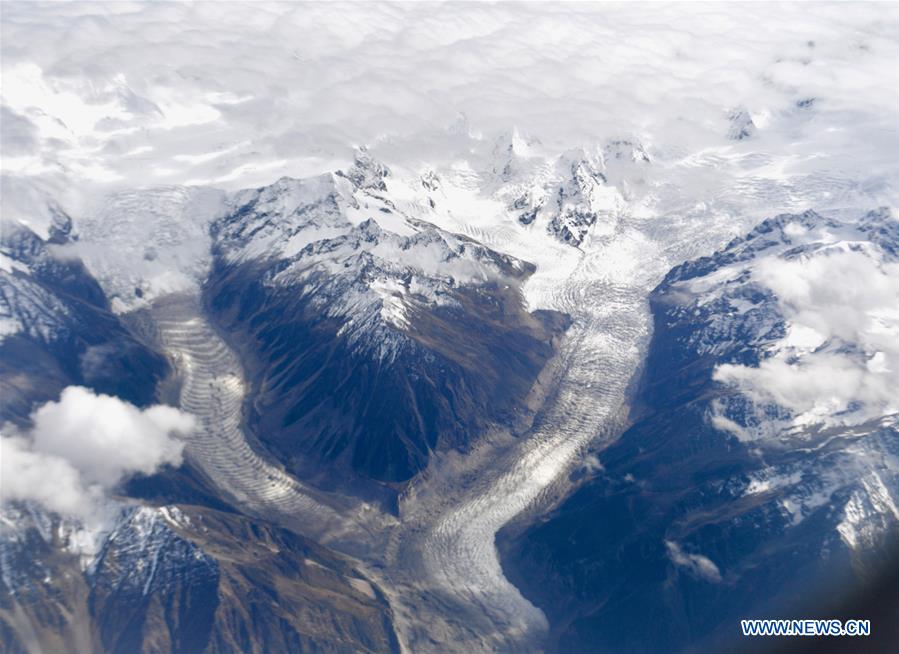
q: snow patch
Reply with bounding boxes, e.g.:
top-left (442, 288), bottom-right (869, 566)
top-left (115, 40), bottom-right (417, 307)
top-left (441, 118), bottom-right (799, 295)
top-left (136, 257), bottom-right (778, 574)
top-left (665, 541), bottom-right (722, 582)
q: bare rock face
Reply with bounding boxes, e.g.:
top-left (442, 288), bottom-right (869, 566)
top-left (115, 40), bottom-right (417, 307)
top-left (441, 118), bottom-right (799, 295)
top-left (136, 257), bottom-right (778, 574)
top-left (0, 504), bottom-right (399, 654)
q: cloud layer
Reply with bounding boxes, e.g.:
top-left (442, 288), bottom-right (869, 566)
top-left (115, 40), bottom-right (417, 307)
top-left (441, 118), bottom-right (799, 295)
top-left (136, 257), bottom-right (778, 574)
top-left (2, 1), bottom-right (898, 229)
top-left (1, 386), bottom-right (192, 523)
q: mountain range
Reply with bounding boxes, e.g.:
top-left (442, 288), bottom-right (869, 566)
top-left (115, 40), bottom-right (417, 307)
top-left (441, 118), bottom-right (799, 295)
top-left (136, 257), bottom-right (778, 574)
top-left (2, 134), bottom-right (897, 653)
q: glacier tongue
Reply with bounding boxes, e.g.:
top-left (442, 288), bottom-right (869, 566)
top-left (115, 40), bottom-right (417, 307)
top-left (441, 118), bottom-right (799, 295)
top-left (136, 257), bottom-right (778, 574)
top-left (373, 173), bottom-right (750, 651)
top-left (151, 297), bottom-right (339, 524)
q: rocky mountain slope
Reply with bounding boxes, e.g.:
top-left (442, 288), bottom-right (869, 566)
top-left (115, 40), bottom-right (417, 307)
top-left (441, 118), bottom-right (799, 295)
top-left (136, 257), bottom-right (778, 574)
top-left (500, 208), bottom-right (899, 653)
top-left (207, 153), bottom-right (570, 487)
top-left (0, 213), bottom-right (168, 422)
top-left (0, 196), bottom-right (401, 653)
top-left (1, 503), bottom-right (399, 654)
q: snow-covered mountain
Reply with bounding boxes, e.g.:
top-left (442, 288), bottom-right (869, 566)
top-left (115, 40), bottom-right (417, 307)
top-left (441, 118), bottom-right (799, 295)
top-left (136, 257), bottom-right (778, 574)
top-left (0, 502), bottom-right (398, 653)
top-left (666, 208), bottom-right (899, 552)
top-left (479, 135), bottom-right (648, 247)
top-left (502, 208), bottom-right (899, 653)
top-left (0, 214), bottom-right (167, 422)
top-left (207, 152), bottom-right (569, 485)
top-left (213, 154), bottom-right (539, 361)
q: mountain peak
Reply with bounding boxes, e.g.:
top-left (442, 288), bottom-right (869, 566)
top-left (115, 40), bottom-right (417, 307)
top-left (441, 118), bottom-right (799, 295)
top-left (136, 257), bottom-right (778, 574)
top-left (337, 147), bottom-right (390, 192)
top-left (727, 106), bottom-right (756, 141)
top-left (489, 127), bottom-right (538, 180)
top-left (602, 138), bottom-right (651, 164)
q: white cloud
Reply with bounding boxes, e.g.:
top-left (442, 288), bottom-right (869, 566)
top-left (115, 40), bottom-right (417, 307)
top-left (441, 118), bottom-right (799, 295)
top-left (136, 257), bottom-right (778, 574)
top-left (1, 387), bottom-right (192, 524)
top-left (715, 244), bottom-right (899, 431)
top-left (30, 386), bottom-right (191, 485)
top-left (1, 2), bottom-right (898, 234)
top-left (1, 435), bottom-right (102, 521)
top-left (755, 251), bottom-right (899, 351)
